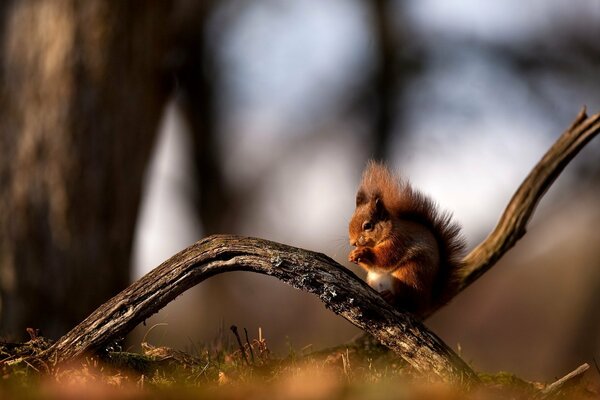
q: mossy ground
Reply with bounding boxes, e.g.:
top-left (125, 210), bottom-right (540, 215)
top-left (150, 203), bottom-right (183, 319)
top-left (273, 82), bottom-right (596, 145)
top-left (0, 332), bottom-right (598, 399)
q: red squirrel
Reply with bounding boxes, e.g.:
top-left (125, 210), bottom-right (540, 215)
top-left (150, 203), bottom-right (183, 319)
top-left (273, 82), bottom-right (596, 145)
top-left (348, 161), bottom-right (465, 316)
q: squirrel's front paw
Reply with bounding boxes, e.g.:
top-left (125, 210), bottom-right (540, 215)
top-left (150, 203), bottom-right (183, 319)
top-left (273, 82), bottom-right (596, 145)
top-left (349, 247), bottom-right (372, 264)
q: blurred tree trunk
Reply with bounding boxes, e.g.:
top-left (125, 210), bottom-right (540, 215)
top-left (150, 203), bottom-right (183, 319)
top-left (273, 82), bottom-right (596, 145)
top-left (361, 0), bottom-right (417, 162)
top-left (0, 1), bottom-right (174, 339)
top-left (173, 2), bottom-right (232, 235)
top-left (369, 0), bottom-right (398, 161)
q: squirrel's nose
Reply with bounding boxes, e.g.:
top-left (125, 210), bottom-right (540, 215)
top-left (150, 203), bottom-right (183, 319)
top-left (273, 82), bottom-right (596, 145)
top-left (349, 239), bottom-right (356, 247)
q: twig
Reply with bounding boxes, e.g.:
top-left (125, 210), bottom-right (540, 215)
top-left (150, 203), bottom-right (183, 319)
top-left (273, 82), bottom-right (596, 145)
top-left (230, 325), bottom-right (249, 366)
top-left (244, 328), bottom-right (255, 365)
top-left (541, 363), bottom-right (589, 397)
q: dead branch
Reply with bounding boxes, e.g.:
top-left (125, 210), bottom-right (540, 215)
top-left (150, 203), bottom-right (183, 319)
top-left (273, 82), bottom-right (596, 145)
top-left (541, 363), bottom-right (590, 398)
top-left (457, 108), bottom-right (600, 292)
top-left (41, 235), bottom-right (476, 384)
top-left (39, 108), bottom-right (600, 385)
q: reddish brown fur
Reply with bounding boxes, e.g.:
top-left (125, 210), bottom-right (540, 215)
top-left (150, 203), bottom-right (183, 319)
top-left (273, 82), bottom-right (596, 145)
top-left (348, 161), bottom-right (465, 316)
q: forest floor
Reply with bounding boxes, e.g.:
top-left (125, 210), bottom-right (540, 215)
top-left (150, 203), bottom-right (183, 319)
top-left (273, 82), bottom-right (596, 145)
top-left (1, 330), bottom-right (598, 400)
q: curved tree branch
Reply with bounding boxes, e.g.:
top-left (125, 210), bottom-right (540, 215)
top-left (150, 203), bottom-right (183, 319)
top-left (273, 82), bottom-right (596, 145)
top-left (42, 235), bottom-right (476, 383)
top-left (457, 108), bottom-right (600, 291)
top-left (40, 108), bottom-right (600, 385)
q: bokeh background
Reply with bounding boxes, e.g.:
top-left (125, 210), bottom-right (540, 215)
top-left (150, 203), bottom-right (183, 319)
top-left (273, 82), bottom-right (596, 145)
top-left (1, 0), bottom-right (600, 382)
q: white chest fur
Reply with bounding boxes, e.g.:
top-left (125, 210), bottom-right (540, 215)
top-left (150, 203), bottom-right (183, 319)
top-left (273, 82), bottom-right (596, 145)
top-left (366, 271), bottom-right (394, 293)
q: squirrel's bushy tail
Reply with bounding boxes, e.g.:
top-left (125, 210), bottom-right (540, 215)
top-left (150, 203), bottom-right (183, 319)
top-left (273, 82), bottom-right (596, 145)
top-left (359, 161), bottom-right (466, 307)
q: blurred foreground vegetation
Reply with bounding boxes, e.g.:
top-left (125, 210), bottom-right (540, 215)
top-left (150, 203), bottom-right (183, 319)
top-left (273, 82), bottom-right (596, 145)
top-left (1, 329), bottom-right (598, 399)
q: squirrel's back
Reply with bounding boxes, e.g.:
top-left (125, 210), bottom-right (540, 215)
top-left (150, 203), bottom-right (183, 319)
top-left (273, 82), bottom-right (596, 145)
top-left (357, 161), bottom-right (466, 303)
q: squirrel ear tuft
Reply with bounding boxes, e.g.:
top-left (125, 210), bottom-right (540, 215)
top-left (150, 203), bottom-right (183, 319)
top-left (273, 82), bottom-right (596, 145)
top-left (356, 190), bottom-right (367, 206)
top-left (374, 196), bottom-right (389, 219)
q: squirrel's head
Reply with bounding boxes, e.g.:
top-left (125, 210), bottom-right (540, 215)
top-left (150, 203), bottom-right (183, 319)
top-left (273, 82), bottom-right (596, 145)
top-left (348, 191), bottom-right (392, 248)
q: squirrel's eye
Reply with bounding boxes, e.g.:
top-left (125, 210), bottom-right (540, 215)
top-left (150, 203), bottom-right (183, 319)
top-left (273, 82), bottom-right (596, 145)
top-left (362, 221), bottom-right (373, 231)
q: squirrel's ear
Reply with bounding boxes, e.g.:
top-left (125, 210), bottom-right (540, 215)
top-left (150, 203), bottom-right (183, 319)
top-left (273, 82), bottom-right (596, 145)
top-left (356, 190), bottom-right (367, 206)
top-left (374, 197), bottom-right (389, 219)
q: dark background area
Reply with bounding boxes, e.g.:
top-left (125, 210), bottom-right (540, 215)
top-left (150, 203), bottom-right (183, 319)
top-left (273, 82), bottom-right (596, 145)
top-left (1, 0), bottom-right (599, 381)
